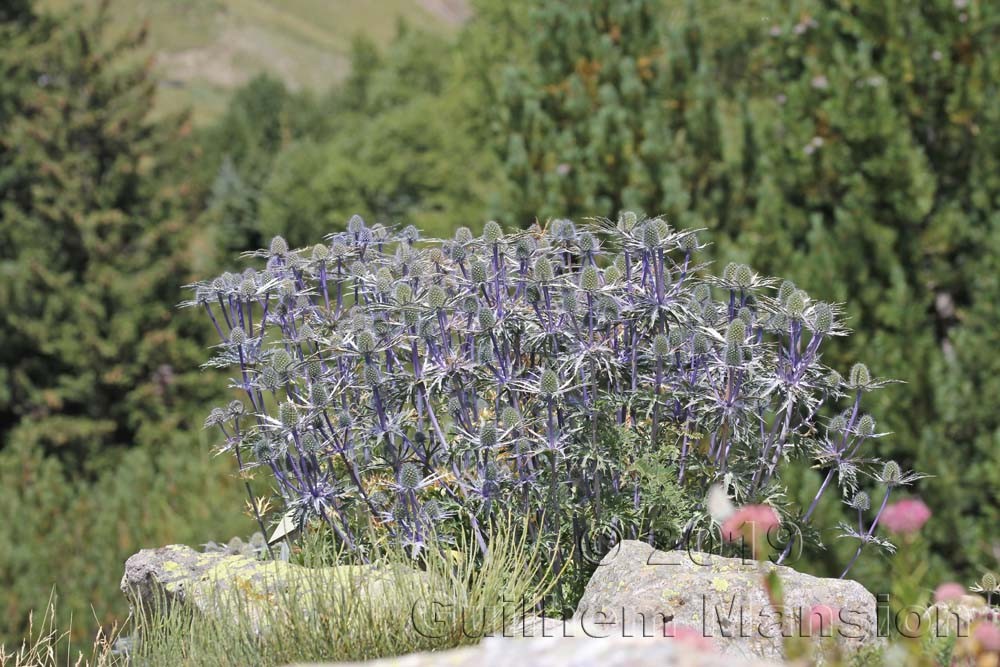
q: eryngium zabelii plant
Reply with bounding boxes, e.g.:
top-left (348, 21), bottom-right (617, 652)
top-left (184, 212), bottom-right (921, 598)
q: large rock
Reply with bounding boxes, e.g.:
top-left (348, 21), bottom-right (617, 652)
top-left (574, 540), bottom-right (879, 661)
top-left (120, 544), bottom-right (425, 633)
top-left (290, 635), bottom-right (781, 667)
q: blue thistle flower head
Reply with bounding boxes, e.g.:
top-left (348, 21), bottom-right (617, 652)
top-left (500, 406), bottom-right (521, 430)
top-left (311, 244), bottom-right (329, 262)
top-left (347, 214), bottom-right (365, 234)
top-left (642, 222), bottom-right (660, 250)
top-left (539, 368), bottom-right (560, 398)
top-left (577, 231), bottom-right (599, 254)
top-left (229, 327), bottom-right (246, 345)
top-left (483, 220), bottom-right (503, 244)
top-left (356, 330), bottom-right (376, 354)
top-left (478, 307), bottom-right (496, 331)
top-left (399, 462), bottom-right (422, 491)
top-left (269, 236), bottom-right (288, 256)
top-left (653, 333), bottom-right (671, 359)
top-left (204, 407), bottom-right (227, 428)
top-left (427, 284), bottom-right (447, 309)
top-left (849, 491), bottom-right (870, 511)
top-left (401, 225), bottom-right (420, 244)
top-left (239, 279), bottom-right (256, 300)
top-left (786, 289), bottom-right (808, 319)
top-left (603, 264), bottom-right (622, 285)
top-left (579, 264), bottom-right (600, 292)
top-left (533, 257), bottom-right (554, 282)
top-left (849, 363), bottom-right (871, 388)
top-left (515, 236), bottom-right (536, 261)
top-left (261, 366), bottom-right (280, 391)
top-left (619, 210), bottom-right (639, 231)
top-left (470, 257), bottom-right (488, 284)
top-left (278, 401), bottom-right (297, 428)
top-left (857, 414), bottom-right (876, 437)
top-left (881, 461), bottom-right (902, 486)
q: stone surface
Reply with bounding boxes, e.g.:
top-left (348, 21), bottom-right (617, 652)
top-left (923, 595), bottom-right (999, 637)
top-left (574, 540), bottom-right (879, 661)
top-left (289, 635), bottom-right (781, 667)
top-left (120, 544), bottom-right (424, 633)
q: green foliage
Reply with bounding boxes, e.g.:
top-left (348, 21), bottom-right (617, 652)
top-left (489, 0), bottom-right (1000, 588)
top-left (0, 2), bottom-right (223, 466)
top-left (0, 0), bottom-right (33, 23)
top-left (490, 0), bottom-right (744, 227)
top-left (197, 74), bottom-right (324, 253)
top-left (734, 0), bottom-right (1000, 586)
top-left (128, 518), bottom-right (553, 667)
top-left (258, 95), bottom-right (478, 244)
top-left (0, 0), bottom-right (245, 648)
top-left (200, 26), bottom-right (495, 251)
top-left (0, 437), bottom-right (253, 647)
top-left (256, 26), bottom-right (493, 245)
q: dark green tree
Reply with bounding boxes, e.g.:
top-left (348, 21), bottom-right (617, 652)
top-left (196, 73), bottom-right (321, 253)
top-left (0, 0), bottom-right (32, 24)
top-left (737, 0), bottom-right (1000, 581)
top-left (257, 24), bottom-right (492, 244)
top-left (0, 3), bottom-right (222, 468)
top-left (491, 0), bottom-right (754, 229)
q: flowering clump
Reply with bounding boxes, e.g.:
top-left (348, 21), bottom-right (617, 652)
top-left (803, 604), bottom-right (839, 638)
top-left (880, 498), bottom-right (932, 536)
top-left (933, 582), bottom-right (967, 604)
top-left (185, 213), bottom-right (913, 583)
top-left (721, 504), bottom-right (781, 559)
top-left (974, 623), bottom-right (1000, 653)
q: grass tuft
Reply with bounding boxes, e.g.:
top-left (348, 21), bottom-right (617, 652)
top-left (127, 515), bottom-right (555, 666)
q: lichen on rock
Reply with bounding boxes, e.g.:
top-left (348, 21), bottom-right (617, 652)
top-left (573, 541), bottom-right (880, 661)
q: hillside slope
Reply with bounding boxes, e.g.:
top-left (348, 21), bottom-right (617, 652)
top-left (41, 0), bottom-right (470, 122)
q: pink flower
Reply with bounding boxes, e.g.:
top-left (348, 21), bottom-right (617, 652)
top-left (934, 582), bottom-right (966, 603)
top-left (721, 504), bottom-right (781, 544)
top-left (974, 622), bottom-right (1000, 652)
top-left (664, 622), bottom-right (716, 652)
top-left (804, 604), bottom-right (839, 637)
top-left (880, 498), bottom-right (932, 535)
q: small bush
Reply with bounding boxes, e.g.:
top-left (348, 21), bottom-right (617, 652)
top-left (0, 436), bottom-right (253, 647)
top-left (188, 214), bottom-right (919, 607)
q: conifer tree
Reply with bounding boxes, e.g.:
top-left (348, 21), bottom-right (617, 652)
top-left (0, 2), bottom-right (220, 467)
top-left (491, 0), bottom-right (745, 229)
top-left (739, 0), bottom-right (1000, 576)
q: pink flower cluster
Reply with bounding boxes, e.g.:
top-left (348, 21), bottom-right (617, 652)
top-left (975, 623), bottom-right (1000, 653)
top-left (721, 504), bottom-right (781, 543)
top-left (880, 498), bottom-right (932, 535)
top-left (804, 604), bottom-right (839, 637)
top-left (933, 582), bottom-right (966, 603)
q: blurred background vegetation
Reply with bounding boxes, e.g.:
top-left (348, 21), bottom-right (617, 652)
top-left (1, 0), bottom-right (997, 649)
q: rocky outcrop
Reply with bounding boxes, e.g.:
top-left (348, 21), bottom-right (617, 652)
top-left (574, 540), bottom-right (879, 661)
top-left (120, 544), bottom-right (425, 633)
top-left (123, 539), bottom-right (880, 665)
